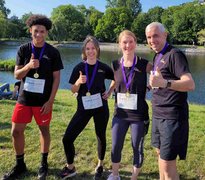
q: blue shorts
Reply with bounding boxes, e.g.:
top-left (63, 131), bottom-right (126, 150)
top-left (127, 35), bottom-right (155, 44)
top-left (151, 117), bottom-right (189, 161)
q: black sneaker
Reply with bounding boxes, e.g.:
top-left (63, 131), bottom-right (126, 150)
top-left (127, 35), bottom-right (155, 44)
top-left (38, 164), bottom-right (48, 180)
top-left (60, 166), bottom-right (76, 179)
top-left (93, 166), bottom-right (103, 180)
top-left (2, 163), bottom-right (27, 180)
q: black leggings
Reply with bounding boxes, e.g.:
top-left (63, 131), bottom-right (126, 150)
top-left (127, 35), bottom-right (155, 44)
top-left (62, 105), bottom-right (109, 164)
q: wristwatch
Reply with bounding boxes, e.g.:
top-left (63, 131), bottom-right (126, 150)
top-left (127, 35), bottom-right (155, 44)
top-left (166, 80), bottom-right (172, 88)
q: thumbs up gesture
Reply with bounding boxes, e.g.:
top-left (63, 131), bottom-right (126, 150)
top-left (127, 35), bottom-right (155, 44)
top-left (29, 53), bottom-right (39, 69)
top-left (77, 71), bottom-right (87, 85)
top-left (149, 67), bottom-right (167, 88)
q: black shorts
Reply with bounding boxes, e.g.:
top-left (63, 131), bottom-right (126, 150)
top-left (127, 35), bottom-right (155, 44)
top-left (151, 117), bottom-right (189, 161)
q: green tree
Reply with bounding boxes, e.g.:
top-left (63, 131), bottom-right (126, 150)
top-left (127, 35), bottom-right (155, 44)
top-left (0, 0), bottom-right (10, 17)
top-left (197, 29), bottom-right (205, 46)
top-left (76, 5), bottom-right (103, 36)
top-left (95, 7), bottom-right (133, 42)
top-left (0, 10), bottom-right (7, 38)
top-left (106, 0), bottom-right (141, 17)
top-left (131, 13), bottom-right (150, 43)
top-left (21, 12), bottom-right (34, 37)
top-left (50, 5), bottom-right (85, 41)
top-left (146, 6), bottom-right (164, 23)
top-left (88, 8), bottom-right (103, 34)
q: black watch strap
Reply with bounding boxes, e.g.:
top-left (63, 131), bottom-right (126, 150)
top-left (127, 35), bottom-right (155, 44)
top-left (166, 80), bottom-right (172, 88)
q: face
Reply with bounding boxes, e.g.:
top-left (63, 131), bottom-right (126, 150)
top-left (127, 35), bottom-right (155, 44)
top-left (85, 41), bottom-right (97, 61)
top-left (30, 25), bottom-right (48, 46)
top-left (146, 26), bottom-right (167, 53)
top-left (119, 35), bottom-right (136, 56)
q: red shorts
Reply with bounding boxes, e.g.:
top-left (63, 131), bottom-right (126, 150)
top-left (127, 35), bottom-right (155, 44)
top-left (12, 103), bottom-right (52, 126)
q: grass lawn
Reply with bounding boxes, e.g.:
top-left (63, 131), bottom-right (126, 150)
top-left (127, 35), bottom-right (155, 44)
top-left (0, 90), bottom-right (204, 180)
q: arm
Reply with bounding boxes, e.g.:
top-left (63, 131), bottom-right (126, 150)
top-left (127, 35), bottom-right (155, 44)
top-left (41, 70), bottom-right (60, 115)
top-left (71, 71), bottom-right (86, 94)
top-left (166, 73), bottom-right (195, 92)
top-left (146, 62), bottom-right (153, 74)
top-left (102, 80), bottom-right (116, 100)
top-left (149, 69), bottom-right (195, 92)
top-left (14, 53), bottom-right (39, 79)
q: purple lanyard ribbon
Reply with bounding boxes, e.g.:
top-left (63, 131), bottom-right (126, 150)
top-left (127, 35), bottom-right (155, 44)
top-left (153, 42), bottom-right (168, 71)
top-left (85, 60), bottom-right (99, 92)
top-left (31, 42), bottom-right (46, 61)
top-left (121, 56), bottom-right (136, 91)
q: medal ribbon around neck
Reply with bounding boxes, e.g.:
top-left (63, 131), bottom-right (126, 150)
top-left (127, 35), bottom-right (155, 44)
top-left (121, 56), bottom-right (136, 93)
top-left (85, 60), bottom-right (99, 95)
top-left (31, 42), bottom-right (46, 78)
top-left (153, 42), bottom-right (169, 72)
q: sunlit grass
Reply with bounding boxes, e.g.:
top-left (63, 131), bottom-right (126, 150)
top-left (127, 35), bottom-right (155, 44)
top-left (0, 90), bottom-right (204, 179)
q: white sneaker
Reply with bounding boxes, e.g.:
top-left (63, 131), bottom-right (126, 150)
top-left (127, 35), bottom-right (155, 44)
top-left (107, 173), bottom-right (121, 180)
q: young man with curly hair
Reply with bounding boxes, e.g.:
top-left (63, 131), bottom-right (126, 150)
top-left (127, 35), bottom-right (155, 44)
top-left (2, 14), bottom-right (63, 180)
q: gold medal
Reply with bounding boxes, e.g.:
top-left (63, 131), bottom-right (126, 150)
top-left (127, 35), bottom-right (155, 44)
top-left (34, 73), bottom-right (39, 79)
top-left (126, 91), bottom-right (130, 97)
top-left (86, 92), bottom-right (91, 96)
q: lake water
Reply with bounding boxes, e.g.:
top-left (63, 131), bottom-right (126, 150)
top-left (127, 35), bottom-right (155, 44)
top-left (0, 44), bottom-right (204, 105)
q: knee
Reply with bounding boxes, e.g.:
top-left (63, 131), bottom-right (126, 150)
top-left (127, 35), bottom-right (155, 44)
top-left (156, 148), bottom-right (160, 156)
top-left (39, 126), bottom-right (50, 137)
top-left (62, 135), bottom-right (66, 145)
top-left (11, 128), bottom-right (23, 138)
top-left (62, 134), bottom-right (72, 146)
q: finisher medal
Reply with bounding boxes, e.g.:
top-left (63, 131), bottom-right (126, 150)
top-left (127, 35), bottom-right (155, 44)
top-left (85, 60), bottom-right (99, 97)
top-left (34, 72), bottom-right (39, 78)
top-left (121, 56), bottom-right (136, 98)
top-left (126, 91), bottom-right (130, 97)
top-left (86, 92), bottom-right (91, 96)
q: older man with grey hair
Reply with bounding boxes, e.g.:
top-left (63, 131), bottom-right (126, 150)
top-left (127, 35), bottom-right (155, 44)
top-left (145, 22), bottom-right (195, 180)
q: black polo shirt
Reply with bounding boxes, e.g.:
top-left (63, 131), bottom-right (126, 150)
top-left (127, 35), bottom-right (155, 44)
top-left (152, 45), bottom-right (190, 119)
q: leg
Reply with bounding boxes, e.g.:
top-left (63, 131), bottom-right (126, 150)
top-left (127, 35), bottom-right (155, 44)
top-left (111, 117), bottom-right (129, 176)
top-left (11, 122), bottom-right (27, 155)
top-left (93, 106), bottom-right (109, 179)
top-left (60, 111), bottom-right (91, 179)
top-left (38, 125), bottom-right (50, 153)
top-left (11, 86), bottom-right (19, 99)
top-left (157, 118), bottom-right (184, 180)
top-left (62, 110), bottom-right (92, 167)
top-left (2, 123), bottom-right (27, 180)
top-left (93, 106), bottom-right (109, 163)
top-left (159, 158), bottom-right (179, 180)
top-left (37, 125), bottom-right (50, 179)
top-left (0, 83), bottom-right (10, 92)
top-left (130, 121), bottom-right (144, 180)
top-left (155, 148), bottom-right (165, 180)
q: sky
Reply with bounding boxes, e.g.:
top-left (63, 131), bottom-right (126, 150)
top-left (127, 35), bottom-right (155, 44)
top-left (5, 0), bottom-right (194, 18)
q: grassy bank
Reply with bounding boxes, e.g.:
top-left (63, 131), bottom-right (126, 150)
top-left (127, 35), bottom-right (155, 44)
top-left (0, 59), bottom-right (15, 71)
top-left (0, 90), bottom-right (204, 180)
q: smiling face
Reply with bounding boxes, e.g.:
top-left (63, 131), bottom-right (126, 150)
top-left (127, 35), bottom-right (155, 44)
top-left (85, 41), bottom-right (98, 62)
top-left (145, 25), bottom-right (167, 53)
top-left (30, 25), bottom-right (48, 47)
top-left (119, 34), bottom-right (136, 56)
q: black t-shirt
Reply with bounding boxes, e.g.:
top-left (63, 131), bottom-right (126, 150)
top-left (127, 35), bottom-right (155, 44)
top-left (14, 81), bottom-right (21, 88)
top-left (112, 57), bottom-right (149, 121)
top-left (69, 61), bottom-right (114, 110)
top-left (16, 42), bottom-right (64, 106)
top-left (152, 45), bottom-right (190, 119)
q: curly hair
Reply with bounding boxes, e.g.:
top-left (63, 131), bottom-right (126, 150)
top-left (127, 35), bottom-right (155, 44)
top-left (26, 14), bottom-right (52, 30)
